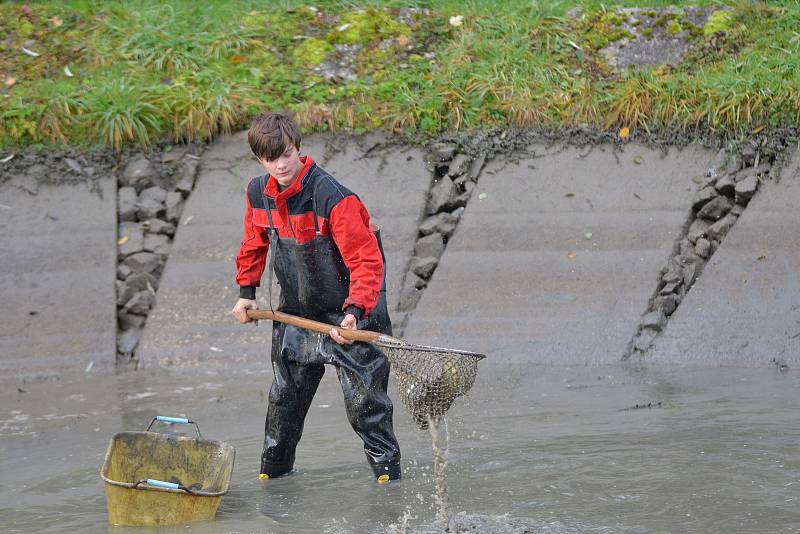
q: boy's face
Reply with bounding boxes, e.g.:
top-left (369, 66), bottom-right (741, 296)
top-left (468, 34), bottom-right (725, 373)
top-left (260, 143), bottom-right (303, 188)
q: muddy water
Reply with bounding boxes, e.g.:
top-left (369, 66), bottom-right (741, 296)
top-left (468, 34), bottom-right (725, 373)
top-left (1, 361), bottom-right (798, 533)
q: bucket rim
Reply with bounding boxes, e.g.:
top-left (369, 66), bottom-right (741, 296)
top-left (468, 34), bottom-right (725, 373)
top-left (100, 477), bottom-right (229, 497)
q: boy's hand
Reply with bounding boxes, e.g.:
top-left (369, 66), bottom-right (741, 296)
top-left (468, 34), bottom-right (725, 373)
top-left (330, 313), bottom-right (357, 345)
top-left (232, 298), bottom-right (258, 324)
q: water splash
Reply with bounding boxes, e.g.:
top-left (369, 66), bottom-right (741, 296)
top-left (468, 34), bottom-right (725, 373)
top-left (427, 415), bottom-right (450, 523)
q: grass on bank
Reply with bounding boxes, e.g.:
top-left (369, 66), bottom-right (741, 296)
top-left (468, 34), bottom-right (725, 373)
top-left (1, 0), bottom-right (799, 150)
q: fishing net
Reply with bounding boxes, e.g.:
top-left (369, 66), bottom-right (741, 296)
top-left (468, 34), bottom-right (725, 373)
top-left (379, 340), bottom-right (483, 430)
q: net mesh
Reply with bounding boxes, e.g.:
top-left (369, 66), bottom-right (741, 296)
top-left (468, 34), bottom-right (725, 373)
top-left (379, 340), bottom-right (481, 430)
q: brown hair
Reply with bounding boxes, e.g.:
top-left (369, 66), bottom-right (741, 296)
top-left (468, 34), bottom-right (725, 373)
top-left (248, 112), bottom-right (301, 161)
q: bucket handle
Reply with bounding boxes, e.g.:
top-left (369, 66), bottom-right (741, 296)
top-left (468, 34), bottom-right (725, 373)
top-left (133, 478), bottom-right (201, 496)
top-left (146, 416), bottom-right (203, 439)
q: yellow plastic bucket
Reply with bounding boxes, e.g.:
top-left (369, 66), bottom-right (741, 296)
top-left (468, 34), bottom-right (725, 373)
top-left (100, 416), bottom-right (235, 526)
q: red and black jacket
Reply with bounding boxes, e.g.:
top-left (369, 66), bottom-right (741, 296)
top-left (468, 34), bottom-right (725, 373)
top-left (235, 156), bottom-right (384, 318)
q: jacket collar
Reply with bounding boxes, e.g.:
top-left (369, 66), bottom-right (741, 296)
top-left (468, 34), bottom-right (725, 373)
top-left (264, 156), bottom-right (314, 200)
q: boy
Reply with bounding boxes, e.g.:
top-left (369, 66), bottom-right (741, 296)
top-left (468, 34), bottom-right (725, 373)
top-left (231, 112), bottom-right (401, 483)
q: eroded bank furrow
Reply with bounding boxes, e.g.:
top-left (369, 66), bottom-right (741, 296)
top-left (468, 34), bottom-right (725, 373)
top-left (115, 147), bottom-right (203, 366)
top-left (624, 140), bottom-right (789, 360)
top-left (393, 141), bottom-right (487, 334)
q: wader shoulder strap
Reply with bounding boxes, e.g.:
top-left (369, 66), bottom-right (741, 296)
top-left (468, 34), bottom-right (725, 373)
top-left (259, 175), bottom-right (277, 231)
top-left (259, 174), bottom-right (277, 313)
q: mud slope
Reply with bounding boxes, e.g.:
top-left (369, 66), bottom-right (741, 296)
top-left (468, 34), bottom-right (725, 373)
top-left (406, 142), bottom-right (712, 364)
top-left (0, 178), bottom-right (117, 382)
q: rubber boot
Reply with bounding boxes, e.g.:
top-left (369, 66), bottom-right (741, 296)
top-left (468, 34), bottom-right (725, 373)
top-left (371, 460), bottom-right (401, 484)
top-left (259, 457), bottom-right (293, 480)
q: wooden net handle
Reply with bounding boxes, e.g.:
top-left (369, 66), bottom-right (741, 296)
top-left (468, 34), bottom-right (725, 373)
top-left (247, 309), bottom-right (383, 343)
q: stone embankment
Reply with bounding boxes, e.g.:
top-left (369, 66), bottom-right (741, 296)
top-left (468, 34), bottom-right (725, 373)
top-left (627, 141), bottom-right (778, 358)
top-left (395, 142), bottom-right (485, 328)
top-left (114, 148), bottom-right (202, 364)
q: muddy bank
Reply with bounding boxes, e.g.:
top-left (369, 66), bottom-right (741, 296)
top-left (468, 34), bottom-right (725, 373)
top-left (1, 125), bottom-right (799, 382)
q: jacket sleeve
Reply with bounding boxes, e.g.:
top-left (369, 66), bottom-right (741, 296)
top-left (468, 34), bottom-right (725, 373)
top-left (235, 189), bottom-right (270, 299)
top-left (329, 195), bottom-right (384, 318)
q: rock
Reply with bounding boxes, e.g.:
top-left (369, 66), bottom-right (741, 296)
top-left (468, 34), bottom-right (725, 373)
top-left (659, 281), bottom-right (681, 296)
top-left (118, 311), bottom-right (146, 330)
top-left (128, 271), bottom-right (159, 292)
top-left (735, 175), bottom-right (758, 204)
top-left (124, 290), bottom-right (155, 315)
top-left (117, 271), bottom-right (157, 307)
top-left (414, 233), bottom-right (445, 258)
top-left (139, 186), bottom-right (168, 204)
top-left (705, 213), bottom-right (737, 241)
top-left (661, 265), bottom-right (682, 284)
top-left (633, 327), bottom-right (659, 352)
top-left (697, 196), bottom-right (733, 221)
top-left (740, 145), bottom-right (757, 167)
top-left (429, 142), bottom-right (456, 163)
top-left (118, 187), bottom-right (138, 222)
top-left (122, 155), bottom-right (156, 191)
top-left (64, 158), bottom-right (83, 175)
top-left (695, 237), bottom-right (711, 259)
top-left (733, 163), bottom-right (770, 182)
top-left (116, 280), bottom-right (128, 307)
top-left (653, 294), bottom-right (678, 315)
top-left (118, 222), bottom-right (145, 257)
top-left (566, 6), bottom-right (583, 19)
top-left (165, 191), bottom-right (183, 223)
top-left (426, 178), bottom-right (458, 215)
top-left (419, 215), bottom-right (441, 236)
top-left (453, 181), bottom-right (475, 207)
top-left (642, 310), bottom-right (666, 332)
top-left (182, 156), bottom-right (200, 178)
top-left (691, 186), bottom-right (717, 211)
top-left (687, 219), bottom-right (710, 244)
top-left (730, 204), bottom-right (745, 216)
top-left (175, 174), bottom-right (196, 197)
top-left (174, 158), bottom-right (199, 196)
top-left (144, 218), bottom-right (176, 236)
top-left (137, 187), bottom-right (168, 220)
top-left (117, 264), bottom-right (132, 280)
top-left (117, 329), bottom-right (141, 356)
top-left (714, 174), bottom-right (735, 197)
top-left (143, 233), bottom-right (170, 255)
top-left (419, 212), bottom-right (459, 237)
top-left (397, 284), bottom-right (423, 311)
top-left (468, 152), bottom-right (487, 182)
top-left (123, 252), bottom-right (162, 275)
top-left (678, 238), bottom-right (697, 260)
top-left (683, 262), bottom-right (698, 287)
top-left (412, 256), bottom-right (439, 280)
top-left (447, 154), bottom-right (471, 178)
top-left (136, 196), bottom-right (165, 221)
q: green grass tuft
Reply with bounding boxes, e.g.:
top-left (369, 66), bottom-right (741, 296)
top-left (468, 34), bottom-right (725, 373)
top-left (0, 0), bottom-right (798, 149)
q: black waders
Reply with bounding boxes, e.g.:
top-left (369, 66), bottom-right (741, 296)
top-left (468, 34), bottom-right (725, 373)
top-left (258, 181), bottom-right (400, 482)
